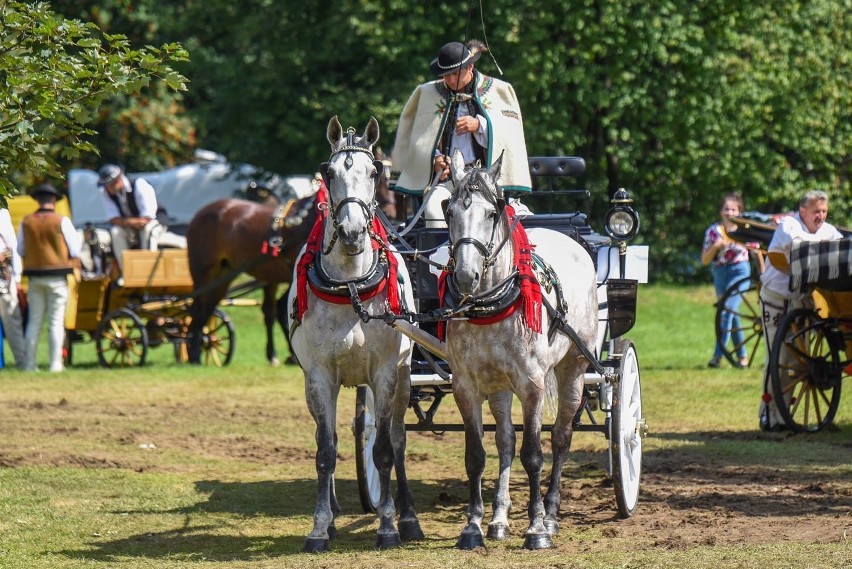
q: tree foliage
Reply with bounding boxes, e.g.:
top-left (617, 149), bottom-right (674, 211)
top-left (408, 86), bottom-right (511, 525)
top-left (148, 0), bottom-right (849, 279)
top-left (0, 1), bottom-right (187, 199)
top-left (5, 1), bottom-right (849, 280)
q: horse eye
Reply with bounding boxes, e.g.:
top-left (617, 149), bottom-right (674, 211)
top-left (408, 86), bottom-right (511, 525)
top-left (487, 211), bottom-right (498, 220)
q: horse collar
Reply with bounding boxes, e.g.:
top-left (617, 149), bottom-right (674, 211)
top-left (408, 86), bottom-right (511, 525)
top-left (306, 248), bottom-right (388, 300)
top-left (442, 271), bottom-right (521, 320)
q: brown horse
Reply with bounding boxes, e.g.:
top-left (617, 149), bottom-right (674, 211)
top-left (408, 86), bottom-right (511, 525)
top-left (185, 192), bottom-right (317, 365)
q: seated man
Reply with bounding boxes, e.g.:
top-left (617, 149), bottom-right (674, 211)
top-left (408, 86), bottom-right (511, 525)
top-left (97, 164), bottom-right (164, 274)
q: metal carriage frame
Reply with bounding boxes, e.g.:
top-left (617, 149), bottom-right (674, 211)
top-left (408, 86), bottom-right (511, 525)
top-left (352, 156), bottom-right (649, 519)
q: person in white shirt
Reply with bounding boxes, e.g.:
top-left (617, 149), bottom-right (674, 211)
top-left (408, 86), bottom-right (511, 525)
top-left (0, 207), bottom-right (28, 368)
top-left (97, 164), bottom-right (162, 275)
top-left (758, 190), bottom-right (843, 431)
top-left (17, 184), bottom-right (82, 372)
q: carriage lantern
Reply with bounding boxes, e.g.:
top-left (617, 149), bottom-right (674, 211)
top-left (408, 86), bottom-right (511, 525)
top-left (605, 188), bottom-right (640, 242)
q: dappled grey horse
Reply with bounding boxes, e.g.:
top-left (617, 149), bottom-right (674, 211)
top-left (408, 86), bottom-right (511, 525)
top-left (286, 116), bottom-right (422, 552)
top-left (442, 149), bottom-right (598, 550)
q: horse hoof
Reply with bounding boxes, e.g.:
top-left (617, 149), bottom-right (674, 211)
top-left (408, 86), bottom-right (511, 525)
top-left (486, 523), bottom-right (510, 540)
top-left (269, 357), bottom-right (281, 368)
top-left (398, 519), bottom-right (424, 542)
top-left (302, 537), bottom-right (330, 553)
top-left (523, 532), bottom-right (553, 550)
top-left (456, 532), bottom-right (485, 550)
top-left (327, 525), bottom-right (337, 541)
top-left (375, 531), bottom-right (402, 549)
top-left (543, 519), bottom-right (559, 536)
top-left (285, 355), bottom-right (299, 366)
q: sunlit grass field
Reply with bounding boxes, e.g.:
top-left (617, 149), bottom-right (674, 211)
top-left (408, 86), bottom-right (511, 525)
top-left (0, 283), bottom-right (849, 568)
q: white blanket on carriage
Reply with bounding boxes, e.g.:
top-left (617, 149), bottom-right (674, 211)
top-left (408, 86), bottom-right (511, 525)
top-left (789, 239), bottom-right (852, 292)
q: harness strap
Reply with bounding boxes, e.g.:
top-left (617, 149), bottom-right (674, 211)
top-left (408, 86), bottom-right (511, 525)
top-left (261, 199), bottom-right (298, 256)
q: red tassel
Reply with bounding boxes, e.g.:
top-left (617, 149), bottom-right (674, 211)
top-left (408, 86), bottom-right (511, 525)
top-left (261, 241), bottom-right (268, 254)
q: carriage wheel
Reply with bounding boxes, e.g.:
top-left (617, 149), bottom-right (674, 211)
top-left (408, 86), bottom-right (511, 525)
top-left (95, 308), bottom-right (148, 368)
top-left (610, 339), bottom-right (644, 518)
top-left (199, 309), bottom-right (235, 367)
top-left (354, 385), bottom-right (380, 513)
top-left (769, 308), bottom-right (843, 432)
top-left (714, 276), bottom-right (764, 368)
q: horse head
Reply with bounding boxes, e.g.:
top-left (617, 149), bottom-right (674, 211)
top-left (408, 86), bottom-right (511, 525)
top-left (446, 149), bottom-right (507, 296)
top-left (321, 115), bottom-right (383, 255)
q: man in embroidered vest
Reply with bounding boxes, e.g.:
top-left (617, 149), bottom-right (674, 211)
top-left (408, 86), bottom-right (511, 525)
top-left (17, 184), bottom-right (82, 372)
top-left (392, 39), bottom-right (532, 228)
top-left (0, 207), bottom-right (28, 369)
top-left (97, 163), bottom-right (162, 277)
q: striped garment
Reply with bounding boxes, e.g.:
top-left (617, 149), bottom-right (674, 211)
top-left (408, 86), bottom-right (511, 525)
top-left (789, 239), bottom-right (852, 292)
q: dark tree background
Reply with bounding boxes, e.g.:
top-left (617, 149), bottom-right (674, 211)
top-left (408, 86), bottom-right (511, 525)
top-left (49, 0), bottom-right (851, 281)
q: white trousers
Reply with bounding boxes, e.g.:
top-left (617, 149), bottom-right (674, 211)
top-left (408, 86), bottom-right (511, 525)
top-left (110, 220), bottom-right (164, 271)
top-left (24, 275), bottom-right (69, 372)
top-left (0, 279), bottom-right (28, 369)
top-left (758, 288), bottom-right (812, 428)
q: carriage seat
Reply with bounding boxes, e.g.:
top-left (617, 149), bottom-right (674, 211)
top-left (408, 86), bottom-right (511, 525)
top-left (520, 213), bottom-right (611, 264)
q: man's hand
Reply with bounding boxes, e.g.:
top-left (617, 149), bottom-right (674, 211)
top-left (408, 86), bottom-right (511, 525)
top-left (433, 154), bottom-right (450, 181)
top-left (455, 115), bottom-right (480, 135)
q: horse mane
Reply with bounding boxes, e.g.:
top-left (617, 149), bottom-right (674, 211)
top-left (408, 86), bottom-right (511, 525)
top-left (454, 166), bottom-right (502, 210)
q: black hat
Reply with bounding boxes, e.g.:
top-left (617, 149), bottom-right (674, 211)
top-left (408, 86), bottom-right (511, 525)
top-left (30, 183), bottom-right (64, 200)
top-left (430, 41), bottom-right (482, 76)
top-left (97, 164), bottom-right (123, 187)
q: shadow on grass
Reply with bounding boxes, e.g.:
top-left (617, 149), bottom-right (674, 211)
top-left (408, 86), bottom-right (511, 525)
top-left (60, 477), bottom-right (465, 562)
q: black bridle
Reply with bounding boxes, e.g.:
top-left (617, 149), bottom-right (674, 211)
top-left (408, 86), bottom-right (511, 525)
top-left (319, 127), bottom-right (384, 255)
top-left (444, 181), bottom-right (516, 277)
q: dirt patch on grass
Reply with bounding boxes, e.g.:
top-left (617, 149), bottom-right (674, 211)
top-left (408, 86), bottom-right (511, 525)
top-left (1, 395), bottom-right (850, 551)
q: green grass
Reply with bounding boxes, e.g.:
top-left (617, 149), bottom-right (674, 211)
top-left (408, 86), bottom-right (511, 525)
top-left (0, 284), bottom-right (850, 568)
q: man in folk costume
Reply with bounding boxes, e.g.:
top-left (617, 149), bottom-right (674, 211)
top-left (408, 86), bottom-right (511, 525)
top-left (392, 40), bottom-right (532, 228)
top-left (97, 163), bottom-right (162, 278)
top-left (17, 184), bottom-right (82, 372)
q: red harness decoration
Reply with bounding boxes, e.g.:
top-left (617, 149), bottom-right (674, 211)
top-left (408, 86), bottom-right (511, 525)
top-left (295, 183), bottom-right (401, 320)
top-left (437, 205), bottom-right (542, 340)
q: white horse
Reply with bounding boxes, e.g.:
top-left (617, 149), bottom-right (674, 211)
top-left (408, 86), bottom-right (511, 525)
top-left (442, 150), bottom-right (598, 550)
top-left (286, 116), bottom-right (423, 552)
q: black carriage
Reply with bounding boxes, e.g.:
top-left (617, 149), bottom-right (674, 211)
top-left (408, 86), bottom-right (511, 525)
top-left (353, 156), bottom-right (649, 518)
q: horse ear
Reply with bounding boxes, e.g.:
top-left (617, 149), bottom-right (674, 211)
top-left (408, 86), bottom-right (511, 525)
top-left (365, 116), bottom-right (380, 148)
top-left (327, 116), bottom-right (342, 149)
top-left (489, 150), bottom-right (504, 183)
top-left (449, 149), bottom-right (467, 184)
top-left (441, 199), bottom-right (450, 220)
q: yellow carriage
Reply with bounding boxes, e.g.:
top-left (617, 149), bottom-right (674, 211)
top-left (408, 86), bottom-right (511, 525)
top-left (65, 249), bottom-right (238, 367)
top-left (768, 239), bottom-right (852, 432)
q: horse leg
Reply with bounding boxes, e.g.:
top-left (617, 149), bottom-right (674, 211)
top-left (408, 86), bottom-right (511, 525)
top-left (518, 384), bottom-right (552, 550)
top-left (275, 291), bottom-right (297, 365)
top-left (187, 283), bottom-right (229, 364)
top-left (453, 382), bottom-right (487, 550)
top-left (390, 362), bottom-right (423, 542)
top-left (485, 389), bottom-right (515, 540)
top-left (543, 359), bottom-right (586, 536)
top-left (371, 375), bottom-right (404, 549)
top-left (302, 374), bottom-right (341, 553)
top-left (262, 284), bottom-right (280, 366)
